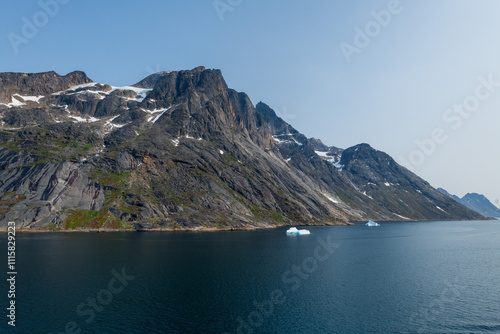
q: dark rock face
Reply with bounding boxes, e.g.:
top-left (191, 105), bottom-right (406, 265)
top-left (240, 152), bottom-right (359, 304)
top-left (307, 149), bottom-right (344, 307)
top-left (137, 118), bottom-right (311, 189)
top-left (0, 67), bottom-right (485, 230)
top-left (438, 188), bottom-right (500, 218)
top-left (0, 71), bottom-right (92, 104)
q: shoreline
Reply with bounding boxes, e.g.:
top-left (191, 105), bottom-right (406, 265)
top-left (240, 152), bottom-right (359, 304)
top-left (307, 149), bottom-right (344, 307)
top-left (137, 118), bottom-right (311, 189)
top-left (0, 218), bottom-right (497, 233)
top-left (0, 221), bottom-right (352, 233)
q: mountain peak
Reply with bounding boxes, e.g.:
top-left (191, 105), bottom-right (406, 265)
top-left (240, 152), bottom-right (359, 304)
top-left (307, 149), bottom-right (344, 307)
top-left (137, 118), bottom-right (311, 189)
top-left (351, 143), bottom-right (374, 151)
top-left (133, 66), bottom-right (209, 89)
top-left (133, 71), bottom-right (173, 89)
top-left (309, 138), bottom-right (329, 151)
top-left (191, 66), bottom-right (206, 72)
top-left (439, 189), bottom-right (500, 217)
top-left (341, 143), bottom-right (378, 163)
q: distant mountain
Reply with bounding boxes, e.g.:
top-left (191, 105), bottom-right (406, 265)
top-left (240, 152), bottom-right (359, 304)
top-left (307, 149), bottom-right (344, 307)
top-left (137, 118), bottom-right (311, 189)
top-left (436, 188), bottom-right (463, 203)
top-left (0, 67), bottom-right (484, 230)
top-left (437, 188), bottom-right (500, 218)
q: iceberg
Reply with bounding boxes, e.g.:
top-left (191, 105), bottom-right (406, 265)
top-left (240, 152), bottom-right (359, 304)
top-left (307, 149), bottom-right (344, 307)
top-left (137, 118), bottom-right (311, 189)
top-left (365, 220), bottom-right (380, 227)
top-left (286, 227), bottom-right (311, 235)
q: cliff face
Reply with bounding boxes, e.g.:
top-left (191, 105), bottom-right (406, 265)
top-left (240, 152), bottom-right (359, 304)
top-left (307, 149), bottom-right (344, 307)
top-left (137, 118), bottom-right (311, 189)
top-left (0, 68), bottom-right (484, 230)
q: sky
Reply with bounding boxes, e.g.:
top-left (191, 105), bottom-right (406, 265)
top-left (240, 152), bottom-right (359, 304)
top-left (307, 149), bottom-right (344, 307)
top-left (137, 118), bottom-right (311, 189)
top-left (1, 0), bottom-right (499, 206)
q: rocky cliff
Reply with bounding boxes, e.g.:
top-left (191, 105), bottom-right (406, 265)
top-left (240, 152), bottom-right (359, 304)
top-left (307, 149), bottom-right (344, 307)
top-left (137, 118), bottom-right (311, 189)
top-left (0, 67), bottom-right (484, 230)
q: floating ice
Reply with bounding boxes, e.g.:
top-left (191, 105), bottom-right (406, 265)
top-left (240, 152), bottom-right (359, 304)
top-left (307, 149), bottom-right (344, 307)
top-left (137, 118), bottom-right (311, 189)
top-left (286, 227), bottom-right (311, 235)
top-left (365, 220), bottom-right (380, 227)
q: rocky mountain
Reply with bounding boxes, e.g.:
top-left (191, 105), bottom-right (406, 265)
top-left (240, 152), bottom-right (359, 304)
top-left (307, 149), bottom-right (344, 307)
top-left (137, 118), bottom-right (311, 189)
top-left (437, 188), bottom-right (500, 218)
top-left (0, 67), bottom-right (484, 230)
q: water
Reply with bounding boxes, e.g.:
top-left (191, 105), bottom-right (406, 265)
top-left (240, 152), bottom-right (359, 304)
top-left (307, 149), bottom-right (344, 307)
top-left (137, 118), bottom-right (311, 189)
top-left (2, 220), bottom-right (500, 333)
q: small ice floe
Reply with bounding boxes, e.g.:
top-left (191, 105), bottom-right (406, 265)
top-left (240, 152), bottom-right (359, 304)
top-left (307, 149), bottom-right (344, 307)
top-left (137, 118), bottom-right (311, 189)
top-left (365, 220), bottom-right (380, 227)
top-left (286, 227), bottom-right (311, 235)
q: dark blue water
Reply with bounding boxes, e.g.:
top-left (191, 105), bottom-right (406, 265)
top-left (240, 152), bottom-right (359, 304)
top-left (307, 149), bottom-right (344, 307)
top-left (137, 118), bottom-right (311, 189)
top-left (2, 220), bottom-right (500, 333)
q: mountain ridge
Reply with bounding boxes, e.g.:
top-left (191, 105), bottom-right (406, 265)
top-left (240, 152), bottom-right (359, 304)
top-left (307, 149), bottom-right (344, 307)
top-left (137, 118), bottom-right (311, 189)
top-left (0, 67), bottom-right (485, 230)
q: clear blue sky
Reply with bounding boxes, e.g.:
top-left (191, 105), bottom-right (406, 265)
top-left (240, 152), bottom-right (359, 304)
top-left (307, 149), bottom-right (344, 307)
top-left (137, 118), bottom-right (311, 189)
top-left (1, 0), bottom-right (499, 206)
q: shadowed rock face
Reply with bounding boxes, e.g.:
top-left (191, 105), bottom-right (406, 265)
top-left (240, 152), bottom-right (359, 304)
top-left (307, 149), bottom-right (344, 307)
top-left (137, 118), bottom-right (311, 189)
top-left (0, 67), bottom-right (485, 230)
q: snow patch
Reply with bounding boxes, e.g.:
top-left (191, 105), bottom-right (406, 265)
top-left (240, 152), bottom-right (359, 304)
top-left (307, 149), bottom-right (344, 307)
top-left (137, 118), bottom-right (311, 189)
top-left (332, 161), bottom-right (344, 170)
top-left (69, 115), bottom-right (100, 123)
top-left (315, 150), bottom-right (343, 170)
top-left (53, 83), bottom-right (152, 103)
top-left (105, 115), bottom-right (120, 125)
top-left (63, 82), bottom-right (98, 92)
top-left (143, 105), bottom-right (174, 123)
top-left (2, 96), bottom-right (26, 108)
top-left (110, 86), bottom-right (150, 94)
top-left (52, 104), bottom-right (69, 110)
top-left (112, 86), bottom-right (152, 103)
top-left (272, 136), bottom-right (286, 144)
top-left (13, 94), bottom-right (44, 103)
top-left (150, 112), bottom-right (166, 123)
top-left (436, 206), bottom-right (446, 213)
top-left (324, 195), bottom-right (340, 204)
top-left (315, 150), bottom-right (330, 158)
top-left (272, 133), bottom-right (303, 145)
top-left (104, 115), bottom-right (129, 131)
top-left (362, 191), bottom-right (373, 200)
top-left (393, 213), bottom-right (411, 220)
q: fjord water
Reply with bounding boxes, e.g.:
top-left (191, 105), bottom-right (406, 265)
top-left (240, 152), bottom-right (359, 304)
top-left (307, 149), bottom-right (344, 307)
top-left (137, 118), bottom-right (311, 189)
top-left (5, 220), bottom-right (500, 333)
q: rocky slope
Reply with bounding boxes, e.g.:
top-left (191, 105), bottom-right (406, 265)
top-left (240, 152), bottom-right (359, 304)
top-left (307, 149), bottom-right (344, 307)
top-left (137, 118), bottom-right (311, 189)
top-left (0, 67), bottom-right (484, 230)
top-left (438, 188), bottom-right (500, 218)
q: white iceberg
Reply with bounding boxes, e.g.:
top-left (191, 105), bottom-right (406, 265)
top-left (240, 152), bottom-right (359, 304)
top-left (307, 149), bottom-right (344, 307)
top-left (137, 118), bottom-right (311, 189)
top-left (286, 227), bottom-right (311, 235)
top-left (365, 220), bottom-right (380, 227)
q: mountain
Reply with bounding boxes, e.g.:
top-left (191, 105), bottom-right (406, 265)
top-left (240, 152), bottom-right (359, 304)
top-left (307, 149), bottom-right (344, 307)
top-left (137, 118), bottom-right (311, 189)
top-left (436, 188), bottom-right (463, 203)
top-left (437, 188), bottom-right (500, 218)
top-left (0, 67), bottom-right (484, 230)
